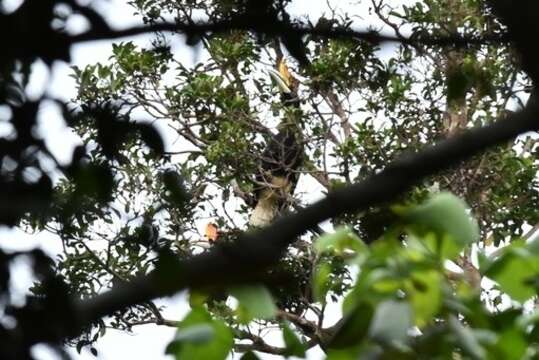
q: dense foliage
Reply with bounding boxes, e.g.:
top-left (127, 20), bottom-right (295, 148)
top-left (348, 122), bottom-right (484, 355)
top-left (1, 0), bottom-right (539, 359)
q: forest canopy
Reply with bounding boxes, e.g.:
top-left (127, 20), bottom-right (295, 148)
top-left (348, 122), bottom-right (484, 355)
top-left (1, 0), bottom-right (539, 359)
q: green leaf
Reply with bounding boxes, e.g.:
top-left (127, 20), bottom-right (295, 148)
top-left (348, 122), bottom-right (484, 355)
top-left (328, 302), bottom-right (374, 349)
top-left (312, 261), bottom-right (332, 303)
top-left (315, 227), bottom-right (368, 256)
top-left (404, 270), bottom-right (442, 327)
top-left (165, 307), bottom-right (233, 360)
top-left (516, 309), bottom-right (539, 330)
top-left (326, 347), bottom-right (361, 360)
top-left (485, 248), bottom-right (537, 302)
top-left (282, 322), bottom-right (306, 358)
top-left (240, 352), bottom-right (261, 360)
top-left (368, 300), bottom-right (412, 345)
top-left (494, 328), bottom-right (527, 360)
top-left (477, 250), bottom-right (494, 273)
top-left (189, 290), bottom-right (209, 308)
top-left (525, 235), bottom-right (539, 254)
top-left (172, 324), bottom-right (214, 344)
top-left (229, 285), bottom-right (276, 323)
top-left (76, 341), bottom-right (84, 354)
top-left (397, 192), bottom-right (479, 258)
top-left (448, 315), bottom-right (485, 360)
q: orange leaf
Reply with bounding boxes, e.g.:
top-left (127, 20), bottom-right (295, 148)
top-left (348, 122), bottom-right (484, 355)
top-left (205, 223), bottom-right (219, 243)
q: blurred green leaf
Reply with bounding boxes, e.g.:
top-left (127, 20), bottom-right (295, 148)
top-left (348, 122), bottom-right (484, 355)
top-left (171, 324), bottom-right (214, 344)
top-left (368, 300), bottom-right (412, 345)
top-left (485, 245), bottom-right (538, 302)
top-left (404, 270), bottom-right (442, 327)
top-left (329, 302), bottom-right (374, 349)
top-left (189, 290), bottom-right (209, 308)
top-left (315, 227), bottom-right (368, 256)
top-left (313, 261), bottom-right (332, 303)
top-left (240, 352), bottom-right (261, 360)
top-left (448, 316), bottom-right (485, 360)
top-left (165, 307), bottom-right (233, 360)
top-left (230, 285), bottom-right (276, 323)
top-left (494, 328), bottom-right (526, 360)
top-left (282, 322), bottom-right (306, 358)
top-left (397, 192), bottom-right (479, 258)
top-left (326, 347), bottom-right (361, 360)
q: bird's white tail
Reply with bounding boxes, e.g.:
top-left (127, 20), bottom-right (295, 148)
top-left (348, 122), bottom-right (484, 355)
top-left (249, 188), bottom-right (279, 227)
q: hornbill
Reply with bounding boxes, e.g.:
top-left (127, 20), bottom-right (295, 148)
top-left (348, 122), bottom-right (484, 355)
top-left (249, 59), bottom-right (304, 227)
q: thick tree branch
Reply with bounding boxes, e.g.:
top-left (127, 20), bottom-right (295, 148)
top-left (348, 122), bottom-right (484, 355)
top-left (68, 17), bottom-right (507, 49)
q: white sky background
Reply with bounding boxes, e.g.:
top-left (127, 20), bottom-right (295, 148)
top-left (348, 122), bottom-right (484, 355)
top-left (0, 0), bottom-right (420, 359)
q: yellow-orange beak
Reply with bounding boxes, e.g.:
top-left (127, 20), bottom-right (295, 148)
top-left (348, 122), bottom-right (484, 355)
top-left (268, 68), bottom-right (292, 95)
top-left (268, 58), bottom-right (297, 95)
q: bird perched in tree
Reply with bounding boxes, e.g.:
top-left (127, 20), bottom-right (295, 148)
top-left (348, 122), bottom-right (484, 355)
top-left (249, 59), bottom-right (304, 227)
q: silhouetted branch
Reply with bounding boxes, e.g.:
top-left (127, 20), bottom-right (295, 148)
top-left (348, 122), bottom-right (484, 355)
top-left (69, 17), bottom-right (508, 49)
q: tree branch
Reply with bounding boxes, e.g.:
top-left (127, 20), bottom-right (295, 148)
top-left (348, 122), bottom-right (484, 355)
top-left (68, 17), bottom-right (507, 49)
top-left (234, 328), bottom-right (318, 355)
top-left (276, 309), bottom-right (319, 338)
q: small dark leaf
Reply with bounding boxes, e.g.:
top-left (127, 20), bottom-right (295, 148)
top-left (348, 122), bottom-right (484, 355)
top-left (240, 351), bottom-right (261, 360)
top-left (90, 347), bottom-right (98, 357)
top-left (137, 123), bottom-right (165, 156)
top-left (162, 170), bottom-right (191, 206)
top-left (5, 82), bottom-right (26, 106)
top-left (76, 341), bottom-right (85, 354)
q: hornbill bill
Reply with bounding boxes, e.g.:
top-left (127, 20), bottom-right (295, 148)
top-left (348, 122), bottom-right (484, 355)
top-left (249, 59), bottom-right (304, 227)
